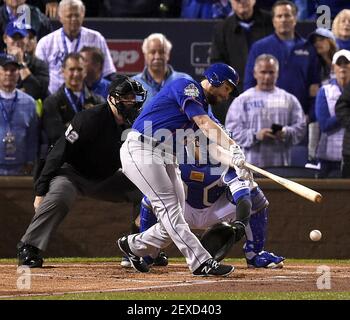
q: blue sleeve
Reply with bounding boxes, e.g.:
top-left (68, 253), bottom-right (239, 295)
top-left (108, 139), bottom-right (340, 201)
top-left (183, 100), bottom-right (207, 119)
top-left (244, 43), bottom-right (258, 90)
top-left (315, 88), bottom-right (341, 133)
top-left (171, 79), bottom-right (208, 120)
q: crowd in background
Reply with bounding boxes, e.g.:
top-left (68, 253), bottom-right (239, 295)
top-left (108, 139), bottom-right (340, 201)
top-left (1, 0), bottom-right (350, 178)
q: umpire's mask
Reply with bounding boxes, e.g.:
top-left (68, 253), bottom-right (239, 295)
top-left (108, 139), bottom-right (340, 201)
top-left (108, 75), bottom-right (147, 126)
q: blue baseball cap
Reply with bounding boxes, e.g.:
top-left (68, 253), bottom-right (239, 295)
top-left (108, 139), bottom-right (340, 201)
top-left (308, 28), bottom-right (336, 43)
top-left (0, 53), bottom-right (21, 68)
top-left (5, 22), bottom-right (28, 38)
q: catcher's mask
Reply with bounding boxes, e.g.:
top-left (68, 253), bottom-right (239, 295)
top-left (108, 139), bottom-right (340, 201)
top-left (108, 75), bottom-right (147, 125)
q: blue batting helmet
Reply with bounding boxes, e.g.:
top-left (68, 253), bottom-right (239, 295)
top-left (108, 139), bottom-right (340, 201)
top-left (203, 63), bottom-right (239, 88)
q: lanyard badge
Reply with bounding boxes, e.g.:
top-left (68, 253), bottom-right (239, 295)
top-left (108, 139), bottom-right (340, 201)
top-left (0, 92), bottom-right (18, 161)
top-left (3, 131), bottom-right (16, 160)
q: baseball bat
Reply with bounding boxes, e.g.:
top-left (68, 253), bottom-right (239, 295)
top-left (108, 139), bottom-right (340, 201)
top-left (243, 162), bottom-right (323, 203)
top-left (207, 144), bottom-right (322, 203)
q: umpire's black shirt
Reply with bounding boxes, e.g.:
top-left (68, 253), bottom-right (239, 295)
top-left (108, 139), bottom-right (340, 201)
top-left (35, 103), bottom-right (126, 196)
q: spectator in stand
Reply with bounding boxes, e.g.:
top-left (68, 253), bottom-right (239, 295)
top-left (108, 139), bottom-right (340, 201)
top-left (335, 58), bottom-right (350, 178)
top-left (210, 0), bottom-right (273, 123)
top-left (0, 53), bottom-right (38, 175)
top-left (315, 50), bottom-right (350, 178)
top-left (36, 0), bottom-right (116, 94)
top-left (0, 0), bottom-right (52, 51)
top-left (80, 46), bottom-right (110, 100)
top-left (226, 54), bottom-right (306, 168)
top-left (3, 21), bottom-right (49, 101)
top-left (306, 28), bottom-right (337, 167)
top-left (42, 52), bottom-right (104, 147)
top-left (244, 0), bottom-right (320, 120)
top-left (332, 9), bottom-right (350, 51)
top-left (308, 28), bottom-right (337, 85)
top-left (181, 0), bottom-right (232, 19)
top-left (132, 33), bottom-right (191, 105)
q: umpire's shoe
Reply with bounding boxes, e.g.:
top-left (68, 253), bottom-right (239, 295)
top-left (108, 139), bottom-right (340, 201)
top-left (117, 236), bottom-right (149, 273)
top-left (193, 259), bottom-right (234, 277)
top-left (17, 242), bottom-right (43, 268)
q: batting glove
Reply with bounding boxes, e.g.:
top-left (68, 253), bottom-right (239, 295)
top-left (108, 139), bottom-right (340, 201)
top-left (234, 165), bottom-right (253, 181)
top-left (229, 144), bottom-right (245, 168)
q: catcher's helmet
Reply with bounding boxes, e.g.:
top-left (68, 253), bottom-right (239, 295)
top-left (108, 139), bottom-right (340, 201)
top-left (203, 63), bottom-right (239, 89)
top-left (108, 75), bottom-right (147, 125)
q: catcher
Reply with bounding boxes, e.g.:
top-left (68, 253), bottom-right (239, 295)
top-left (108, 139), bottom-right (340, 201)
top-left (135, 136), bottom-right (285, 269)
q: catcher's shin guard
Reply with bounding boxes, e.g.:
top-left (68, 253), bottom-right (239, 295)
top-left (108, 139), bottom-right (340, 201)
top-left (139, 196), bottom-right (157, 232)
top-left (244, 207), bottom-right (268, 260)
top-left (251, 186), bottom-right (269, 213)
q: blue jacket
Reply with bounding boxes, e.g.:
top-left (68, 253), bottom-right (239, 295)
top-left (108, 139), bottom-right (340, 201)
top-left (133, 65), bottom-right (191, 105)
top-left (315, 79), bottom-right (342, 133)
top-left (89, 77), bottom-right (110, 100)
top-left (244, 33), bottom-right (321, 115)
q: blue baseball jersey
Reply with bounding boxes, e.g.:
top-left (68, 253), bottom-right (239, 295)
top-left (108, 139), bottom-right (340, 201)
top-left (132, 77), bottom-right (209, 142)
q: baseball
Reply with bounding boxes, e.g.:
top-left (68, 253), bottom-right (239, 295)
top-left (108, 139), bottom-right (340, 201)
top-left (309, 230), bottom-right (322, 241)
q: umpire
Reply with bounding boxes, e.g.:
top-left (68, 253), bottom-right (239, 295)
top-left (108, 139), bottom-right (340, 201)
top-left (17, 75), bottom-right (146, 267)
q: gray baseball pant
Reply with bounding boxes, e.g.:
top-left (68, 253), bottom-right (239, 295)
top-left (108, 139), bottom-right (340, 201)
top-left (120, 132), bottom-right (211, 272)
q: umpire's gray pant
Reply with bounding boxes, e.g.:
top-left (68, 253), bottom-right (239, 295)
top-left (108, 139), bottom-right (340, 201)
top-left (21, 164), bottom-right (141, 251)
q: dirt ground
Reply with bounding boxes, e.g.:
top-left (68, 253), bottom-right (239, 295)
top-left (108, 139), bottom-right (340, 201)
top-left (1, 261), bottom-right (349, 298)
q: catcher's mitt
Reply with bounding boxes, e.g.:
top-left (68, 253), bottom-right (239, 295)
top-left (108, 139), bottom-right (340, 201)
top-left (200, 221), bottom-right (245, 262)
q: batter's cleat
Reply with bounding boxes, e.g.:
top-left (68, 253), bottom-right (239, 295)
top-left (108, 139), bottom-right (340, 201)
top-left (246, 251), bottom-right (285, 269)
top-left (120, 256), bottom-right (132, 268)
top-left (117, 236), bottom-right (149, 273)
top-left (193, 259), bottom-right (234, 277)
top-left (17, 242), bottom-right (43, 268)
top-left (143, 252), bottom-right (169, 267)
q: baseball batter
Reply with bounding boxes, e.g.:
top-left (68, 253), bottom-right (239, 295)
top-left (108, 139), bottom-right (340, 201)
top-left (140, 155), bottom-right (285, 269)
top-left (118, 63), bottom-right (248, 276)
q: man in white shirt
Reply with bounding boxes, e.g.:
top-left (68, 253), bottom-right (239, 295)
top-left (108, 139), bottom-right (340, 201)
top-left (36, 0), bottom-right (116, 94)
top-left (226, 53), bottom-right (306, 167)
